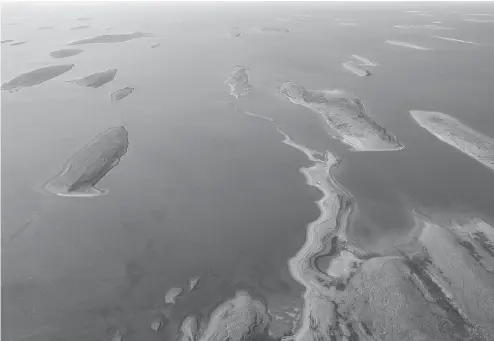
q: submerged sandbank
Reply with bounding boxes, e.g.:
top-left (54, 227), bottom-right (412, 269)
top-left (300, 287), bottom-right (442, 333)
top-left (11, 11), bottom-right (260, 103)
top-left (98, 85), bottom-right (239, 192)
top-left (68, 32), bottom-right (152, 45)
top-left (49, 48), bottom-right (84, 58)
top-left (410, 110), bottom-right (494, 171)
top-left (225, 65), bottom-right (253, 99)
top-left (385, 40), bottom-right (432, 50)
top-left (44, 127), bottom-right (128, 197)
top-left (1, 64), bottom-right (75, 92)
top-left (67, 69), bottom-right (117, 88)
top-left (111, 87), bottom-right (134, 101)
top-left (394, 24), bottom-right (454, 30)
top-left (279, 81), bottom-right (403, 151)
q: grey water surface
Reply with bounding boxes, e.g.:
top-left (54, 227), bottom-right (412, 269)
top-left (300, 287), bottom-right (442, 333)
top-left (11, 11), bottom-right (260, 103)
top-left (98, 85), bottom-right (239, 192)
top-left (2, 2), bottom-right (494, 341)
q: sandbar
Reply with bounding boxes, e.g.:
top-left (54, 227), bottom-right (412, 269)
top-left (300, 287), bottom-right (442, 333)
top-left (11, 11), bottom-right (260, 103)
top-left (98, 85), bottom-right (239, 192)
top-left (410, 110), bottom-right (494, 171)
top-left (342, 61), bottom-right (371, 77)
top-left (385, 39), bottom-right (432, 50)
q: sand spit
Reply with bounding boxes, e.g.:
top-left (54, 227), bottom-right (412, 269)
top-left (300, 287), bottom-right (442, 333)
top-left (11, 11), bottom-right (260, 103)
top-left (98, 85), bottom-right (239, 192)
top-left (198, 291), bottom-right (269, 341)
top-left (1, 39), bottom-right (14, 43)
top-left (279, 81), bottom-right (403, 151)
top-left (1, 64), bottom-right (75, 92)
top-left (225, 65), bottom-right (253, 99)
top-left (49, 48), bottom-right (84, 58)
top-left (38, 26), bottom-right (54, 30)
top-left (385, 40), bottom-right (432, 50)
top-left (188, 276), bottom-right (200, 291)
top-left (77, 17), bottom-right (92, 21)
top-left (179, 316), bottom-right (198, 341)
top-left (70, 25), bottom-right (90, 30)
top-left (68, 32), bottom-right (152, 45)
top-left (279, 128), bottom-right (493, 340)
top-left (394, 24), bottom-right (454, 30)
top-left (44, 127), bottom-right (128, 197)
top-left (10, 41), bottom-right (26, 46)
top-left (432, 35), bottom-right (479, 45)
top-left (150, 42), bottom-right (161, 48)
top-left (164, 287), bottom-right (183, 304)
top-left (111, 87), bottom-right (134, 101)
top-left (68, 69), bottom-right (117, 88)
top-left (410, 110), bottom-right (494, 171)
top-left (342, 61), bottom-right (371, 77)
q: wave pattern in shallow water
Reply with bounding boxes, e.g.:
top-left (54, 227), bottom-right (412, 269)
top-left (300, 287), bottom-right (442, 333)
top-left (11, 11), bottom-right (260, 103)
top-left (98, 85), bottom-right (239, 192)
top-left (410, 110), bottom-right (494, 172)
top-left (279, 82), bottom-right (403, 151)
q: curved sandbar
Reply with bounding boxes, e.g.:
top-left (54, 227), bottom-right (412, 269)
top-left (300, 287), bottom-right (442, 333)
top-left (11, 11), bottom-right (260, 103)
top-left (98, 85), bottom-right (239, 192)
top-left (49, 48), bottom-right (84, 58)
top-left (225, 65), bottom-right (253, 99)
top-left (342, 61), bottom-right (371, 77)
top-left (410, 110), bottom-right (494, 171)
top-left (198, 291), bottom-right (269, 341)
top-left (279, 81), bottom-right (404, 151)
top-left (1, 64), bottom-right (75, 92)
top-left (385, 40), bottom-right (432, 50)
top-left (68, 32), bottom-right (152, 45)
top-left (111, 87), bottom-right (134, 101)
top-left (44, 126), bottom-right (128, 197)
top-left (10, 41), bottom-right (26, 46)
top-left (68, 69), bottom-right (117, 88)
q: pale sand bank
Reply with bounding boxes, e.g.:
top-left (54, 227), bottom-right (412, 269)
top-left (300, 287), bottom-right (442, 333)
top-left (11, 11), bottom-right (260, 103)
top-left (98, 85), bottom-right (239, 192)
top-left (410, 110), bottom-right (494, 171)
top-left (279, 81), bottom-right (403, 151)
top-left (351, 54), bottom-right (378, 67)
top-left (342, 61), bottom-right (371, 77)
top-left (385, 40), bottom-right (432, 50)
top-left (432, 35), bottom-right (480, 45)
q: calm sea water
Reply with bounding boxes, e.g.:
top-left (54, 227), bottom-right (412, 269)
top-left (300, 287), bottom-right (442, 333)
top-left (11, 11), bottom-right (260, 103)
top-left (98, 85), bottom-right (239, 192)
top-left (2, 2), bottom-right (494, 341)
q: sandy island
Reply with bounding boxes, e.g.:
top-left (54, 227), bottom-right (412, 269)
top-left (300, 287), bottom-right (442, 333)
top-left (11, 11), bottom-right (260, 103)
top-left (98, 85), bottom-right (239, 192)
top-left (279, 81), bottom-right (404, 151)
